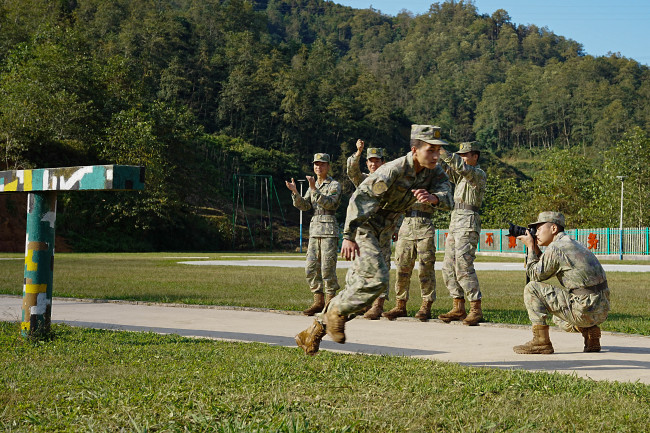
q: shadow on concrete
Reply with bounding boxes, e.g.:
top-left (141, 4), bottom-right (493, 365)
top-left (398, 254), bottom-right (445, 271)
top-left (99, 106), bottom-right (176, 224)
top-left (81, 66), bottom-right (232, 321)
top-left (462, 357), bottom-right (650, 373)
top-left (55, 320), bottom-right (443, 357)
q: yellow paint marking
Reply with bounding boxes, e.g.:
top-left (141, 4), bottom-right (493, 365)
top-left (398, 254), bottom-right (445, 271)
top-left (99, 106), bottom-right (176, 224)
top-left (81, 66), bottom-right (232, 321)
top-left (25, 250), bottom-right (38, 271)
top-left (4, 178), bottom-right (18, 191)
top-left (24, 170), bottom-right (32, 191)
top-left (25, 284), bottom-right (47, 294)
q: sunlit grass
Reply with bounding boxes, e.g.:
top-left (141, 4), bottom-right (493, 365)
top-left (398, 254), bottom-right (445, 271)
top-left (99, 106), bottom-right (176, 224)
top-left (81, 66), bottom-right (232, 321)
top-left (1, 322), bottom-right (648, 432)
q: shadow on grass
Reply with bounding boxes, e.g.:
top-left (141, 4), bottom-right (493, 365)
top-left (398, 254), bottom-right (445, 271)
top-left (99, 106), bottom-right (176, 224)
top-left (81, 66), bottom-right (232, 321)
top-left (54, 320), bottom-right (445, 357)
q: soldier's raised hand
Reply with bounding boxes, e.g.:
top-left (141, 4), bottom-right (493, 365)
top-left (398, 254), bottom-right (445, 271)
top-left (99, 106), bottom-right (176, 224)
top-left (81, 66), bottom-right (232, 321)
top-left (356, 139), bottom-right (365, 156)
top-left (306, 175), bottom-right (317, 189)
top-left (285, 178), bottom-right (298, 194)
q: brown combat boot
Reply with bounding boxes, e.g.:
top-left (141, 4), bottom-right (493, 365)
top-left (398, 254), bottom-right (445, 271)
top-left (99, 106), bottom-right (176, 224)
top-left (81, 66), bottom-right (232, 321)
top-left (363, 297), bottom-right (385, 320)
top-left (295, 319), bottom-right (326, 355)
top-left (513, 324), bottom-right (554, 354)
top-left (463, 300), bottom-right (483, 326)
top-left (414, 300), bottom-right (433, 321)
top-left (579, 325), bottom-right (601, 352)
top-left (382, 299), bottom-right (408, 321)
top-left (325, 293), bottom-right (335, 308)
top-left (302, 293), bottom-right (325, 316)
top-left (324, 305), bottom-right (346, 344)
top-left (438, 298), bottom-right (467, 323)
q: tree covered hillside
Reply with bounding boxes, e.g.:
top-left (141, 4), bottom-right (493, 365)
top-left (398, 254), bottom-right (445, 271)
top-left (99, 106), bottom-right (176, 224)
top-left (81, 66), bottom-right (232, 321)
top-left (0, 0), bottom-right (648, 251)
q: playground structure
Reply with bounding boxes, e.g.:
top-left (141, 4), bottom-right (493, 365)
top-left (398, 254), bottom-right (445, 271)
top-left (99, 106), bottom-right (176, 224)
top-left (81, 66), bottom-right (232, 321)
top-left (0, 165), bottom-right (144, 338)
top-left (231, 174), bottom-right (285, 250)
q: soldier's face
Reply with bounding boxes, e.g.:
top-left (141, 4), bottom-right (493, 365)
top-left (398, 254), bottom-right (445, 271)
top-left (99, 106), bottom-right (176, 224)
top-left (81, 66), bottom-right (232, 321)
top-left (535, 222), bottom-right (557, 247)
top-left (313, 161), bottom-right (329, 176)
top-left (366, 157), bottom-right (383, 173)
top-left (412, 143), bottom-right (441, 169)
top-left (461, 152), bottom-right (479, 166)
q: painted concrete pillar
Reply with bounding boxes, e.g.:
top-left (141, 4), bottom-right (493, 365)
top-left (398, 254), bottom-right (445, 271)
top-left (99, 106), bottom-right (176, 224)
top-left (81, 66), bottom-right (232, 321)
top-left (0, 164), bottom-right (145, 338)
top-left (22, 192), bottom-right (57, 338)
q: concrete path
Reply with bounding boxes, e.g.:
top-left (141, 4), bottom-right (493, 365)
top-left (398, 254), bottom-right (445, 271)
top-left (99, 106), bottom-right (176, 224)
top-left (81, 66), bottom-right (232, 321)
top-left (2, 295), bottom-right (649, 385)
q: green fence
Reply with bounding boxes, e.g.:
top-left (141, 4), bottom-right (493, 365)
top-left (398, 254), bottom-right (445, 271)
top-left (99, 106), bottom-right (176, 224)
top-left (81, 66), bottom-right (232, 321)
top-left (434, 227), bottom-right (650, 256)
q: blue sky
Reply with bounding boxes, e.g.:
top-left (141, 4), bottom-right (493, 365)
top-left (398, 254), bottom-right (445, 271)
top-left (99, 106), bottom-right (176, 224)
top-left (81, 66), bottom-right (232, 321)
top-left (334, 0), bottom-right (650, 65)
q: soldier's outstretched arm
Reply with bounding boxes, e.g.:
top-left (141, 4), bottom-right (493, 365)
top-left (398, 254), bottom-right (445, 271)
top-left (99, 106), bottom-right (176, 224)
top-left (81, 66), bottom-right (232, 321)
top-left (346, 152), bottom-right (364, 187)
top-left (430, 176), bottom-right (453, 210)
top-left (288, 178), bottom-right (312, 211)
top-left (439, 148), bottom-right (483, 187)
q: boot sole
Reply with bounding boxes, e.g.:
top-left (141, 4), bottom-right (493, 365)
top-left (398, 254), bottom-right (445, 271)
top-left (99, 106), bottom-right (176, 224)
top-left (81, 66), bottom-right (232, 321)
top-left (382, 313), bottom-right (407, 321)
top-left (513, 347), bottom-right (554, 354)
top-left (294, 335), bottom-right (319, 356)
top-left (438, 316), bottom-right (467, 323)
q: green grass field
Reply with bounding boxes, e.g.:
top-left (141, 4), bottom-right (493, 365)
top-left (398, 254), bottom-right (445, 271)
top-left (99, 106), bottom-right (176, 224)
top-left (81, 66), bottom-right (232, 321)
top-left (1, 252), bottom-right (649, 432)
top-left (1, 322), bottom-right (649, 433)
top-left (1, 252), bottom-right (648, 335)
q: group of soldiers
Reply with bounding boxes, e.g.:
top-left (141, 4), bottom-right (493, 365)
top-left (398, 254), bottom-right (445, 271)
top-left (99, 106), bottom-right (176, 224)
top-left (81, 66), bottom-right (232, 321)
top-left (286, 124), bottom-right (610, 356)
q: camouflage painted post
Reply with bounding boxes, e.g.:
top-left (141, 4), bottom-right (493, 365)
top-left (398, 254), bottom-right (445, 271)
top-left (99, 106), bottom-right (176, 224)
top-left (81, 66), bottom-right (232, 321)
top-left (23, 192), bottom-right (57, 338)
top-left (0, 165), bottom-right (145, 338)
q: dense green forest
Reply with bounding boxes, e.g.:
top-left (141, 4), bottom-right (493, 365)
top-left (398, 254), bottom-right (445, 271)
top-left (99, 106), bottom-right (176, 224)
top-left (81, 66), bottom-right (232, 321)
top-left (0, 0), bottom-right (648, 251)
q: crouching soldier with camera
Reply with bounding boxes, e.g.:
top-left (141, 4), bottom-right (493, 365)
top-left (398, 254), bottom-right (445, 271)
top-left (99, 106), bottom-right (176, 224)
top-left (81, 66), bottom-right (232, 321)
top-left (514, 211), bottom-right (610, 354)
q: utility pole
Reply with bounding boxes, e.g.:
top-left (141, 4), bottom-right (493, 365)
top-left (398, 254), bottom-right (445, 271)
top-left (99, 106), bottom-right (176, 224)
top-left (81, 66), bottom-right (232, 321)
top-left (297, 179), bottom-right (306, 253)
top-left (616, 176), bottom-right (627, 261)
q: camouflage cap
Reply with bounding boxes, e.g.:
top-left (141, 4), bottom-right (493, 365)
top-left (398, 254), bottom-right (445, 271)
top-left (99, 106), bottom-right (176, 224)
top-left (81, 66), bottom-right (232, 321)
top-left (410, 125), bottom-right (448, 145)
top-left (366, 147), bottom-right (385, 159)
top-left (456, 141), bottom-right (480, 154)
top-left (312, 153), bottom-right (331, 163)
top-left (529, 211), bottom-right (565, 228)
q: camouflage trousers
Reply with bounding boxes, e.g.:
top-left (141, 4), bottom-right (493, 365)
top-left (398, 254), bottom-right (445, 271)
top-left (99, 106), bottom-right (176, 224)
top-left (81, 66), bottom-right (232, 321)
top-left (524, 281), bottom-right (610, 330)
top-left (394, 237), bottom-right (436, 301)
top-left (377, 238), bottom-right (392, 300)
top-left (306, 236), bottom-right (340, 295)
top-left (327, 224), bottom-right (394, 317)
top-left (442, 230), bottom-right (481, 301)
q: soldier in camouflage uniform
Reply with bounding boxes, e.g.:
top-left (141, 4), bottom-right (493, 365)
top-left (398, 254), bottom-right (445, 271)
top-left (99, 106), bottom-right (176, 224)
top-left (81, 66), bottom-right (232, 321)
top-left (286, 153), bottom-right (342, 316)
top-left (514, 211), bottom-right (610, 354)
top-left (295, 125), bottom-right (453, 355)
top-left (438, 142), bottom-right (487, 326)
top-left (346, 139), bottom-right (392, 320)
top-left (384, 128), bottom-right (449, 322)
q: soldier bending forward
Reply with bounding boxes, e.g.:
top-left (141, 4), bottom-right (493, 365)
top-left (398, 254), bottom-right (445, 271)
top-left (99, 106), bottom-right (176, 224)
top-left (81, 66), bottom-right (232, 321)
top-left (295, 125), bottom-right (452, 355)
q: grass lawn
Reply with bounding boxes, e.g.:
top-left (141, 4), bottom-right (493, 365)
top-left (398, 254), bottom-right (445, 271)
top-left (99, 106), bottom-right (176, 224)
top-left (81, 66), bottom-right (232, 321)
top-left (1, 252), bottom-right (648, 335)
top-left (1, 252), bottom-right (649, 431)
top-left (1, 322), bottom-right (649, 433)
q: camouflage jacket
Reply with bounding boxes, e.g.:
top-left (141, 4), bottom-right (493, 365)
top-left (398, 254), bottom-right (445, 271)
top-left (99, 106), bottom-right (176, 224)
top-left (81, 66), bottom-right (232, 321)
top-left (526, 232), bottom-right (608, 289)
top-left (346, 153), bottom-right (368, 188)
top-left (439, 148), bottom-right (486, 232)
top-left (343, 153), bottom-right (452, 241)
top-left (292, 176), bottom-right (341, 238)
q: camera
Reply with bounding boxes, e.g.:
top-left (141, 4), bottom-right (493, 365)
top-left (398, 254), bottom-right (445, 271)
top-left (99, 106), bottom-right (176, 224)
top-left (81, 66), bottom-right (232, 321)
top-left (508, 222), bottom-right (536, 238)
